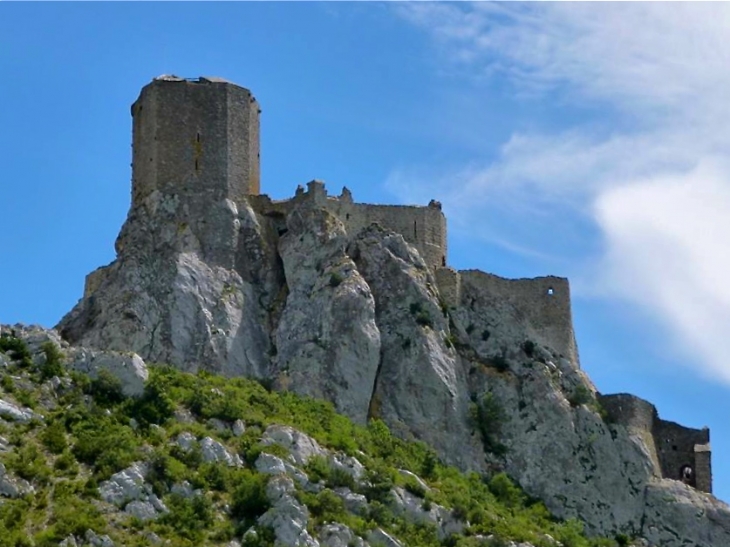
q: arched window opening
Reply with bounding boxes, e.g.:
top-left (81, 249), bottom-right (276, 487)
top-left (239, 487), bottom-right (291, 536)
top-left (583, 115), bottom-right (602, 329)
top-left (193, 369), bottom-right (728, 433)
top-left (414, 221), bottom-right (417, 239)
top-left (680, 465), bottom-right (694, 485)
top-left (547, 287), bottom-right (554, 296)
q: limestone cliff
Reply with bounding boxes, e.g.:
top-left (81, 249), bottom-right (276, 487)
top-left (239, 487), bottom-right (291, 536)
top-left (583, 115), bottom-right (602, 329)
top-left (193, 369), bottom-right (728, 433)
top-left (56, 183), bottom-right (730, 546)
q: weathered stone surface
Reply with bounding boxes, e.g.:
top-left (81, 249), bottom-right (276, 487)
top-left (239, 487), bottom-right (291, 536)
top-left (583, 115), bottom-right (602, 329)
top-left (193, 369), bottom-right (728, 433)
top-left (274, 204), bottom-right (380, 425)
top-left (261, 425), bottom-right (326, 465)
top-left (259, 475), bottom-right (319, 547)
top-left (200, 436), bottom-right (242, 467)
top-left (99, 462), bottom-right (151, 507)
top-left (318, 523), bottom-right (367, 547)
top-left (0, 398), bottom-right (37, 423)
top-left (640, 479), bottom-right (730, 547)
top-left (0, 462), bottom-right (33, 498)
top-left (84, 530), bottom-right (115, 547)
top-left (58, 194), bottom-right (274, 379)
top-left (391, 486), bottom-right (465, 540)
top-left (98, 462), bottom-right (167, 519)
top-left (367, 528), bottom-right (402, 547)
top-left (255, 452), bottom-right (313, 490)
top-left (125, 500), bottom-right (159, 521)
top-left (348, 226), bottom-right (483, 471)
top-left (67, 347), bottom-right (148, 397)
top-left (232, 419), bottom-right (246, 437)
top-left (334, 487), bottom-right (368, 516)
top-left (175, 432), bottom-right (197, 452)
top-left (469, 361), bottom-right (655, 535)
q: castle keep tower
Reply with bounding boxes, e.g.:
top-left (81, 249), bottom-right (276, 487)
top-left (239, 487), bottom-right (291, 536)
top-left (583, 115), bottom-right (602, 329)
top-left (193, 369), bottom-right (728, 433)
top-left (130, 75), bottom-right (260, 209)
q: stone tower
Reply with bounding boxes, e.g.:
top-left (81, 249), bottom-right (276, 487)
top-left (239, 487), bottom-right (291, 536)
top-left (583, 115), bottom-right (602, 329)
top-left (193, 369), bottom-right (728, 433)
top-left (130, 75), bottom-right (260, 209)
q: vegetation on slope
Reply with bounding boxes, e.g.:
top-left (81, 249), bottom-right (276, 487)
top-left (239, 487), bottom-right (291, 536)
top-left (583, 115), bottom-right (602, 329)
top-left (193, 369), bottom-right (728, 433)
top-left (0, 333), bottom-right (631, 547)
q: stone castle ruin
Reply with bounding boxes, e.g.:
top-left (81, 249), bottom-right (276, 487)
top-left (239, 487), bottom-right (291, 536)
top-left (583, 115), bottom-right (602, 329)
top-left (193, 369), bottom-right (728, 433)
top-left (65, 75), bottom-right (713, 496)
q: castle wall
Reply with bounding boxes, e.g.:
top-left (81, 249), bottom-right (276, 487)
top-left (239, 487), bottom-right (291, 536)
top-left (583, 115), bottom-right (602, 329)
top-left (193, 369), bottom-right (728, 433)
top-left (248, 182), bottom-right (447, 271)
top-left (653, 418), bottom-right (710, 491)
top-left (458, 271), bottom-right (578, 363)
top-left (694, 444), bottom-right (712, 493)
top-left (598, 393), bottom-right (712, 492)
top-left (598, 393), bottom-right (661, 474)
top-left (434, 267), bottom-right (461, 308)
top-left (131, 76), bottom-right (260, 210)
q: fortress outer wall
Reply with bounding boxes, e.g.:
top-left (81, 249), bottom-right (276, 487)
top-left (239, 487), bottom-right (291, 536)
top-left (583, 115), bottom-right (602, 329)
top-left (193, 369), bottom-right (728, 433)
top-left (599, 393), bottom-right (712, 492)
top-left (456, 271), bottom-right (579, 364)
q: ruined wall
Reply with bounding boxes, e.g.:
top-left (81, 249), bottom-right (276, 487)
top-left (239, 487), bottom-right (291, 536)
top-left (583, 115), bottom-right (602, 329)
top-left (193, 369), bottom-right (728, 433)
top-left (598, 393), bottom-right (712, 493)
top-left (598, 393), bottom-right (661, 473)
top-left (248, 182), bottom-right (447, 270)
top-left (131, 76), bottom-right (260, 209)
top-left (458, 271), bottom-right (578, 364)
top-left (653, 418), bottom-right (710, 491)
top-left (434, 267), bottom-right (461, 308)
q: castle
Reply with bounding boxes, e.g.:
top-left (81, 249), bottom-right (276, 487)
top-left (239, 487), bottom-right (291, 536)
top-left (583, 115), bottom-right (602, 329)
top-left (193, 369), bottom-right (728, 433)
top-left (120, 75), bottom-right (713, 493)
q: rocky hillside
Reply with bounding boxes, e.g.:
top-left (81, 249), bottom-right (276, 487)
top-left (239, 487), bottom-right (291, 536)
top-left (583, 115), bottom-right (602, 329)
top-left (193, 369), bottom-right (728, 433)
top-left (51, 191), bottom-right (730, 546)
top-left (0, 326), bottom-right (639, 547)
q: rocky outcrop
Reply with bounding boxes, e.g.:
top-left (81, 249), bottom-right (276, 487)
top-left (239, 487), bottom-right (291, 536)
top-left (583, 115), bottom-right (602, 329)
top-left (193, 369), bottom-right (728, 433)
top-left (49, 189), bottom-right (730, 546)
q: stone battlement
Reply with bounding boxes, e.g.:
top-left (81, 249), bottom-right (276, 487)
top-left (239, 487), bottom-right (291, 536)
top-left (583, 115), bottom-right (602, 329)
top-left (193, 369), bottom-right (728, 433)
top-left (248, 179), bottom-right (447, 271)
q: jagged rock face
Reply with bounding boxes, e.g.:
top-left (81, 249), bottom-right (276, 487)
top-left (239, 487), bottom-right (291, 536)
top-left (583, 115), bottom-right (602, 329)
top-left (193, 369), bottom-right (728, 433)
top-left (59, 192), bottom-right (273, 378)
top-left (55, 195), bottom-right (730, 545)
top-left (470, 363), bottom-right (654, 534)
top-left (274, 205), bottom-right (380, 425)
top-left (348, 227), bottom-right (482, 469)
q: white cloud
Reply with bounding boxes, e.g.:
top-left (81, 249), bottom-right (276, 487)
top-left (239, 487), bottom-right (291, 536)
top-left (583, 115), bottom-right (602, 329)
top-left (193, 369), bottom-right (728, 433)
top-left (595, 161), bottom-right (730, 382)
top-left (393, 3), bottom-right (730, 383)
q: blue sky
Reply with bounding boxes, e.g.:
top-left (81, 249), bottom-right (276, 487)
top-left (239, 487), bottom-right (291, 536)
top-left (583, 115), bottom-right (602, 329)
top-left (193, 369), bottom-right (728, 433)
top-left (2, 3), bottom-right (729, 502)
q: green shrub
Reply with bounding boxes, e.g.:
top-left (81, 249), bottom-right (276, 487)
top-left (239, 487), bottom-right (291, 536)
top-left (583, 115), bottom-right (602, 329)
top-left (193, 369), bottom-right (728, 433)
top-left (127, 378), bottom-right (176, 427)
top-left (147, 450), bottom-right (188, 496)
top-left (230, 470), bottom-right (270, 524)
top-left (568, 385), bottom-right (593, 408)
top-left (15, 388), bottom-right (37, 409)
top-left (241, 526), bottom-right (276, 547)
top-left (404, 478), bottom-right (427, 499)
top-left (0, 374), bottom-right (15, 393)
top-left (6, 441), bottom-right (51, 484)
top-left (41, 420), bottom-right (68, 454)
top-left (470, 393), bottom-right (506, 456)
top-left (0, 334), bottom-right (32, 368)
top-left (488, 473), bottom-right (525, 509)
top-left (88, 369), bottom-right (126, 406)
top-left (71, 415), bottom-right (140, 478)
top-left (159, 494), bottom-right (214, 541)
top-left (306, 488), bottom-right (346, 521)
top-left (39, 341), bottom-right (64, 380)
top-left (53, 451), bottom-right (79, 476)
top-left (329, 272), bottom-right (344, 288)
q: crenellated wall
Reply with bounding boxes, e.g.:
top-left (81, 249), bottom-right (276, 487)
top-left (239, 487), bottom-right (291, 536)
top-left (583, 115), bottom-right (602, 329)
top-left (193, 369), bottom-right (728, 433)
top-left (248, 181), bottom-right (447, 271)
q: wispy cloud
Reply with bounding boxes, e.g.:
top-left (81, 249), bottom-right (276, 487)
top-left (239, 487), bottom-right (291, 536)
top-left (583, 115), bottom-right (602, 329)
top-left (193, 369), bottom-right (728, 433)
top-left (393, 3), bottom-right (730, 382)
